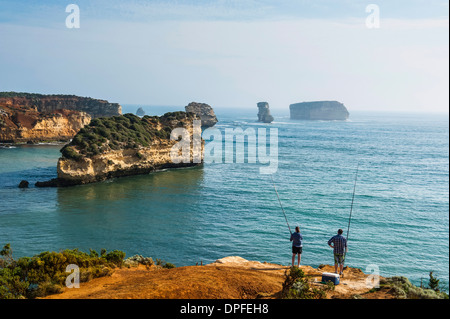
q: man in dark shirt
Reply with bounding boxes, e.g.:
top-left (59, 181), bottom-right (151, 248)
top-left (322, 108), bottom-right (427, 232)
top-left (290, 226), bottom-right (303, 267)
top-left (328, 229), bottom-right (347, 276)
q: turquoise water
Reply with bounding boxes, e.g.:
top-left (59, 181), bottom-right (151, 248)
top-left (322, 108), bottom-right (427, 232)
top-left (0, 107), bottom-right (448, 291)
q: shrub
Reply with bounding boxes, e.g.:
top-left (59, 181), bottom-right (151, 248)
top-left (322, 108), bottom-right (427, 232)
top-left (163, 262), bottom-right (176, 269)
top-left (428, 272), bottom-right (441, 292)
top-left (381, 276), bottom-right (449, 299)
top-left (104, 250), bottom-right (126, 267)
top-left (0, 243), bottom-right (126, 299)
top-left (61, 145), bottom-right (82, 161)
top-left (282, 266), bottom-right (329, 299)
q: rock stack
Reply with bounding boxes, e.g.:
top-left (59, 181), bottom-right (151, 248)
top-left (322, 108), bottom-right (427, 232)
top-left (257, 102), bottom-right (274, 123)
top-left (185, 102), bottom-right (218, 128)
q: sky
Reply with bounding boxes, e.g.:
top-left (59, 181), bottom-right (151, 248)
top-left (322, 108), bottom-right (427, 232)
top-left (0, 0), bottom-right (448, 113)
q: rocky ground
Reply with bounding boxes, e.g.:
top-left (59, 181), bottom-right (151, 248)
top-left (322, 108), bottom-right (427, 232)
top-left (44, 256), bottom-right (395, 299)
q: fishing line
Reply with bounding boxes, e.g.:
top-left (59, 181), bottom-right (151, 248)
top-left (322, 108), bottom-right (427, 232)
top-left (270, 174), bottom-right (292, 235)
top-left (344, 163), bottom-right (360, 264)
top-left (346, 163), bottom-right (359, 242)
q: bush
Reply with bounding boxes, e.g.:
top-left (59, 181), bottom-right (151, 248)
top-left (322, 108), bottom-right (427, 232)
top-left (428, 272), bottom-right (441, 292)
top-left (0, 244), bottom-right (126, 299)
top-left (381, 276), bottom-right (448, 299)
top-left (61, 145), bottom-right (82, 161)
top-left (281, 266), bottom-right (328, 299)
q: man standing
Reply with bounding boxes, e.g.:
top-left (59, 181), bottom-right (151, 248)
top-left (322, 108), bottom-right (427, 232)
top-left (328, 229), bottom-right (347, 276)
top-left (290, 226), bottom-right (303, 267)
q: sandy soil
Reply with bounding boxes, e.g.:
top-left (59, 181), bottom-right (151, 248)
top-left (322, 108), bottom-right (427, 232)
top-left (44, 256), bottom-right (393, 299)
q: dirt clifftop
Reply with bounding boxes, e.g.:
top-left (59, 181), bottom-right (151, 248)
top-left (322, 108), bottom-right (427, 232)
top-left (44, 256), bottom-right (396, 299)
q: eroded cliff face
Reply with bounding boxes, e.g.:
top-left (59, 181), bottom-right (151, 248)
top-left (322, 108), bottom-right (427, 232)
top-left (0, 105), bottom-right (91, 143)
top-left (0, 92), bottom-right (123, 143)
top-left (290, 101), bottom-right (349, 120)
top-left (36, 112), bottom-right (203, 186)
top-left (0, 93), bottom-right (122, 118)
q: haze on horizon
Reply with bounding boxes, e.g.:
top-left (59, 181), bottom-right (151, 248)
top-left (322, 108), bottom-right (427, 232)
top-left (0, 0), bottom-right (448, 114)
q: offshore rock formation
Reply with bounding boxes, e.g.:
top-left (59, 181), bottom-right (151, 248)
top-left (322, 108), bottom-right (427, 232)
top-left (185, 102), bottom-right (218, 128)
top-left (289, 101), bottom-right (349, 120)
top-left (0, 92), bottom-right (122, 119)
top-left (136, 107), bottom-right (145, 117)
top-left (36, 112), bottom-right (203, 187)
top-left (257, 102), bottom-right (274, 123)
top-left (0, 92), bottom-right (122, 143)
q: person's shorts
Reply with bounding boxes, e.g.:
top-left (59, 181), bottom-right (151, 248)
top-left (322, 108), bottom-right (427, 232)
top-left (292, 246), bottom-right (302, 254)
top-left (334, 253), bottom-right (345, 264)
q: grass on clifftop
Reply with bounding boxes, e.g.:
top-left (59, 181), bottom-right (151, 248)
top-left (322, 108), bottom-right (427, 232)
top-left (61, 112), bottom-right (195, 160)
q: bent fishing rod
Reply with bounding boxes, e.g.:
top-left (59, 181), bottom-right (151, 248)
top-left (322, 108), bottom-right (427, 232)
top-left (270, 174), bottom-right (292, 235)
top-left (344, 163), bottom-right (360, 258)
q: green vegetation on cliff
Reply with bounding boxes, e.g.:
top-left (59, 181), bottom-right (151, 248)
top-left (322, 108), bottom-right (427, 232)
top-left (61, 112), bottom-right (195, 160)
top-left (375, 276), bottom-right (448, 299)
top-left (0, 92), bottom-right (78, 99)
top-left (0, 244), bottom-right (176, 299)
top-left (282, 266), bottom-right (334, 299)
top-left (0, 243), bottom-right (124, 299)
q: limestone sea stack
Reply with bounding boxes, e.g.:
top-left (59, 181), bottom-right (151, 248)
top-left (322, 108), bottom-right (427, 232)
top-left (185, 102), bottom-right (218, 128)
top-left (0, 92), bottom-right (122, 143)
top-left (257, 102), bottom-right (274, 123)
top-left (36, 112), bottom-right (203, 187)
top-left (289, 101), bottom-right (349, 120)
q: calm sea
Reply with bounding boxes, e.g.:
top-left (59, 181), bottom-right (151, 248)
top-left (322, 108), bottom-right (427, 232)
top-left (0, 106), bottom-right (448, 291)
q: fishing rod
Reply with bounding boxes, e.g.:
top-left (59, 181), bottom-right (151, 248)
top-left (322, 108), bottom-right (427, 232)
top-left (270, 174), bottom-right (292, 235)
top-left (345, 163), bottom-right (360, 257)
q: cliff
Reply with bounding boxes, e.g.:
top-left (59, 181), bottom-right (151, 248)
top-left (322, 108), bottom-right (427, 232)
top-left (257, 102), bottom-right (274, 123)
top-left (0, 92), bottom-right (122, 143)
top-left (290, 101), bottom-right (349, 120)
top-left (185, 102), bottom-right (218, 127)
top-left (42, 256), bottom-right (441, 300)
top-left (0, 104), bottom-right (91, 143)
top-left (0, 92), bottom-right (122, 119)
top-left (36, 112), bottom-right (203, 187)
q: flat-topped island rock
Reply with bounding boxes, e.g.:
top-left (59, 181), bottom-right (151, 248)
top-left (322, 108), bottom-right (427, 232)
top-left (290, 101), bottom-right (349, 120)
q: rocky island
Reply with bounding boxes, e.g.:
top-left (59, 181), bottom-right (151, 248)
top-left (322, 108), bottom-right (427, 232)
top-left (185, 102), bottom-right (218, 127)
top-left (36, 112), bottom-right (203, 187)
top-left (290, 101), bottom-right (349, 120)
top-left (0, 92), bottom-right (122, 143)
top-left (257, 102), bottom-right (274, 123)
top-left (136, 107), bottom-right (145, 116)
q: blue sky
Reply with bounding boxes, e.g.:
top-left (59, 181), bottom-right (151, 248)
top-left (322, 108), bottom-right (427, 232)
top-left (0, 0), bottom-right (448, 113)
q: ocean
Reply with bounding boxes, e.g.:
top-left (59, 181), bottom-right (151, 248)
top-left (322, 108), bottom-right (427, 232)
top-left (0, 105), bottom-right (448, 291)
